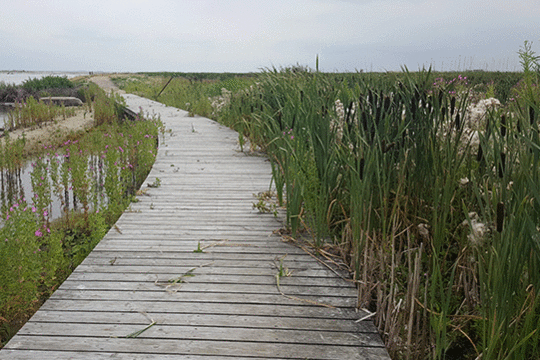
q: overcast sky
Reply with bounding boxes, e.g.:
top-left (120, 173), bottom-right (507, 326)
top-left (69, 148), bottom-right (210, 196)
top-left (1, 0), bottom-right (538, 73)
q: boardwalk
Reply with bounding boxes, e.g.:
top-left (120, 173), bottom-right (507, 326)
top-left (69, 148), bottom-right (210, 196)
top-left (1, 95), bottom-right (390, 359)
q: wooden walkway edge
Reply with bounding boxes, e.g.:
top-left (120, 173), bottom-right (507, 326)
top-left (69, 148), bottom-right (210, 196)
top-left (1, 95), bottom-right (391, 359)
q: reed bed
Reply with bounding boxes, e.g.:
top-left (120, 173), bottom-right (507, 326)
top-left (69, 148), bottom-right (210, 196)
top-left (118, 47), bottom-right (539, 359)
top-left (227, 70), bottom-right (538, 360)
top-left (5, 96), bottom-right (77, 130)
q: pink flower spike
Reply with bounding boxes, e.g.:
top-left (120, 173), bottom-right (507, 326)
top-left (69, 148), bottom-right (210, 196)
top-left (35, 230), bottom-right (43, 237)
top-left (32, 207), bottom-right (37, 212)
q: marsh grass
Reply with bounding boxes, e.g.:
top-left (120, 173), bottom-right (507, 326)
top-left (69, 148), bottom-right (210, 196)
top-left (118, 74), bottom-right (256, 119)
top-left (118, 56), bottom-right (538, 359)
top-left (2, 76), bottom-right (81, 130)
top-left (213, 65), bottom-right (538, 358)
top-left (1, 76), bottom-right (79, 103)
top-left (5, 96), bottom-right (77, 131)
top-left (0, 86), bottom-right (161, 348)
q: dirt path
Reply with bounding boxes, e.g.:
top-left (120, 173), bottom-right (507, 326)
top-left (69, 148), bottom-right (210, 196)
top-left (89, 75), bottom-right (125, 94)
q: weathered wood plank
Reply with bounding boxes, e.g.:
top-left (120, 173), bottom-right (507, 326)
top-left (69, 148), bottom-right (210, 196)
top-left (38, 299), bottom-right (363, 320)
top-left (77, 259), bottom-right (350, 274)
top-left (85, 251), bottom-right (318, 262)
top-left (28, 310), bottom-right (377, 332)
top-left (71, 266), bottom-right (350, 282)
top-left (47, 290), bottom-right (358, 308)
top-left (92, 245), bottom-right (308, 254)
top-left (18, 323), bottom-right (382, 347)
top-left (57, 280), bottom-right (356, 297)
top-left (114, 214), bottom-right (281, 221)
top-left (91, 243), bottom-right (306, 253)
top-left (5, 336), bottom-right (390, 359)
top-left (0, 350), bottom-right (275, 360)
top-left (84, 251), bottom-right (319, 263)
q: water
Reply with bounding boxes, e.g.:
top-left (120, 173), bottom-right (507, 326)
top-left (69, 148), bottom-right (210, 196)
top-left (0, 105), bottom-right (9, 129)
top-left (1, 71), bottom-right (114, 224)
top-left (0, 71), bottom-right (90, 86)
top-left (0, 154), bottom-right (108, 227)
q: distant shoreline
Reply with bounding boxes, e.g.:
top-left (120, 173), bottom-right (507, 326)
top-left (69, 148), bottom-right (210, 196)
top-left (0, 71), bottom-right (92, 86)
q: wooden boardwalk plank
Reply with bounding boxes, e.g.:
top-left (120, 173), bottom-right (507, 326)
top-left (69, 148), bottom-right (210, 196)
top-left (17, 323), bottom-right (382, 347)
top-left (4, 336), bottom-right (390, 359)
top-left (38, 299), bottom-right (363, 319)
top-left (26, 310), bottom-right (378, 332)
top-left (0, 94), bottom-right (390, 359)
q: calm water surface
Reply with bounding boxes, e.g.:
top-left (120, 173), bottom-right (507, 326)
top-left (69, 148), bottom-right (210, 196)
top-left (1, 71), bottom-right (96, 222)
top-left (0, 71), bottom-right (89, 86)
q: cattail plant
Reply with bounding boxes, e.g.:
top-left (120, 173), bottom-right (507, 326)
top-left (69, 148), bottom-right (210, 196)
top-left (110, 65), bottom-right (540, 359)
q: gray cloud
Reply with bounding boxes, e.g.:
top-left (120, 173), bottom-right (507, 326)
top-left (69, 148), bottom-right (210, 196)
top-left (0, 0), bottom-right (537, 72)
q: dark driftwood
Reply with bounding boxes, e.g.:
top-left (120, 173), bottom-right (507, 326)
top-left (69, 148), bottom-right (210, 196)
top-left (39, 96), bottom-right (83, 106)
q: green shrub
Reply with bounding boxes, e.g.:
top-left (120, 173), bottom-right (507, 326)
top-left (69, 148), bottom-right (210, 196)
top-left (21, 76), bottom-right (74, 92)
top-left (0, 202), bottom-right (65, 323)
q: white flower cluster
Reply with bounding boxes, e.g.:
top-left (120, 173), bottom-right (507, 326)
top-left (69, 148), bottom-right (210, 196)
top-left (331, 99), bottom-right (358, 148)
top-left (461, 212), bottom-right (488, 246)
top-left (463, 98), bottom-right (501, 130)
top-left (332, 99), bottom-right (346, 143)
top-left (441, 97), bottom-right (501, 154)
top-left (463, 98), bottom-right (501, 150)
top-left (209, 88), bottom-right (232, 117)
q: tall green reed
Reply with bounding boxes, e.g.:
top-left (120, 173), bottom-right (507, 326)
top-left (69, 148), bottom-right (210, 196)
top-left (471, 45), bottom-right (540, 357)
top-left (120, 62), bottom-right (536, 359)
top-left (208, 64), bottom-right (539, 359)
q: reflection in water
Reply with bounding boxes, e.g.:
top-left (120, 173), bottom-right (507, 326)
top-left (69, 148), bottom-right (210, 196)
top-left (1, 105), bottom-right (10, 129)
top-left (1, 154), bottom-right (108, 226)
top-left (1, 168), bottom-right (25, 210)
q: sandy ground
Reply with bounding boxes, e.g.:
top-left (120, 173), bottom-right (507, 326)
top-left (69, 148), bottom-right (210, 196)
top-left (1, 75), bottom-right (123, 155)
top-left (1, 108), bottom-right (95, 155)
top-left (89, 75), bottom-right (125, 94)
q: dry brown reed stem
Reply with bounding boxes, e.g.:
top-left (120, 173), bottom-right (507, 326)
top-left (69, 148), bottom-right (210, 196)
top-left (413, 298), bottom-right (484, 320)
top-left (272, 254), bottom-right (336, 308)
top-left (451, 324), bottom-right (480, 357)
top-left (406, 239), bottom-right (423, 358)
top-left (350, 216), bottom-right (437, 357)
top-left (275, 281), bottom-right (336, 308)
top-left (280, 234), bottom-right (354, 283)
